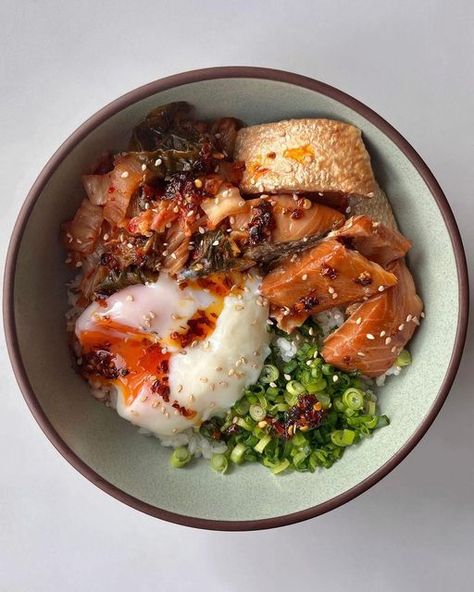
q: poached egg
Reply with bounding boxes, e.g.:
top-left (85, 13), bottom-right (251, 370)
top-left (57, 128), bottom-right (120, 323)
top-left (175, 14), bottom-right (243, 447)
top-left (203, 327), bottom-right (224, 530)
top-left (75, 272), bottom-right (270, 436)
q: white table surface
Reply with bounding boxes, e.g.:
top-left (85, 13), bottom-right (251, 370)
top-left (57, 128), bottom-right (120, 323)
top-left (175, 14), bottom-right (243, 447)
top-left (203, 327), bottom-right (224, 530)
top-left (1, 1), bottom-right (473, 590)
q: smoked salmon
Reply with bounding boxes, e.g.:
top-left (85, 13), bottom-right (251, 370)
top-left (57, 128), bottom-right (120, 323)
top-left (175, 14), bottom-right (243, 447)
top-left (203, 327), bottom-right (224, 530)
top-left (321, 259), bottom-right (423, 377)
top-left (261, 239), bottom-right (398, 329)
top-left (330, 215), bottom-right (411, 266)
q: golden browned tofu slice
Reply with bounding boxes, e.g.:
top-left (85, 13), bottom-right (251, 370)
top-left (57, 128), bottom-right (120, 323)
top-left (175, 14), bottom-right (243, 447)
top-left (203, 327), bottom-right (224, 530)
top-left (235, 119), bottom-right (377, 197)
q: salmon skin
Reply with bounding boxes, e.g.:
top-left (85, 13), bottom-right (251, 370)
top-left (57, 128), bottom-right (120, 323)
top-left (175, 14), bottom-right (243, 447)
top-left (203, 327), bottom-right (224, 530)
top-left (321, 259), bottom-right (423, 377)
top-left (329, 215), bottom-right (411, 266)
top-left (261, 239), bottom-right (398, 327)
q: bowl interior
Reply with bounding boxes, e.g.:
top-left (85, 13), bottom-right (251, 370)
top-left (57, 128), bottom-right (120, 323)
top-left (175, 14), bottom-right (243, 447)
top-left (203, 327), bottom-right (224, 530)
top-left (10, 76), bottom-right (460, 524)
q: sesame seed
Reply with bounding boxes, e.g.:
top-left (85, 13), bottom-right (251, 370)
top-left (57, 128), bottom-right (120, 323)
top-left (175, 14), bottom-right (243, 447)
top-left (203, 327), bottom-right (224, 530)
top-left (258, 420), bottom-right (267, 428)
top-left (126, 295), bottom-right (134, 302)
top-left (366, 333), bottom-right (375, 340)
top-left (173, 205), bottom-right (179, 213)
top-left (189, 394), bottom-right (195, 402)
top-left (412, 316), bottom-right (420, 325)
top-left (127, 242), bottom-right (133, 248)
top-left (75, 261), bottom-right (83, 268)
top-left (269, 381), bottom-right (277, 388)
top-left (198, 226), bottom-right (205, 234)
top-left (215, 366), bottom-right (223, 371)
top-left (171, 253), bottom-right (177, 259)
top-left (152, 401), bottom-right (159, 408)
top-left (380, 330), bottom-right (386, 337)
top-left (141, 163), bottom-right (147, 171)
top-left (398, 324), bottom-right (405, 331)
top-left (212, 240), bottom-right (219, 246)
top-left (290, 254), bottom-right (298, 262)
top-left (187, 210), bottom-right (194, 218)
top-left (76, 238), bottom-right (83, 244)
top-left (421, 311), bottom-right (425, 318)
top-left (302, 236), bottom-right (308, 242)
top-left (333, 375), bottom-right (339, 382)
top-left (302, 198), bottom-right (312, 210)
top-left (209, 402), bottom-right (215, 408)
top-left (154, 158), bottom-right (162, 166)
top-left (357, 351), bottom-right (366, 357)
top-left (378, 286), bottom-right (385, 292)
top-left (200, 377), bottom-right (208, 383)
top-left (406, 314), bottom-right (413, 322)
top-left (251, 363), bottom-right (258, 369)
top-left (103, 233), bottom-right (109, 240)
top-left (203, 341), bottom-right (210, 350)
top-left (266, 319), bottom-right (273, 325)
top-left (120, 171), bottom-right (129, 178)
top-left (148, 311), bottom-right (155, 319)
top-left (165, 412), bottom-right (170, 418)
top-left (302, 274), bottom-right (308, 281)
top-left (194, 179), bottom-right (203, 188)
top-left (345, 206), bottom-right (352, 214)
top-left (284, 373), bottom-right (291, 381)
top-left (162, 250), bottom-right (168, 256)
top-left (234, 304), bottom-right (244, 311)
top-left (328, 287), bottom-right (335, 294)
top-left (308, 327), bottom-right (314, 336)
top-left (209, 383), bottom-right (215, 391)
top-left (177, 385), bottom-right (183, 393)
top-left (391, 346), bottom-right (397, 353)
top-left (228, 368), bottom-right (235, 376)
top-left (229, 216), bottom-right (235, 224)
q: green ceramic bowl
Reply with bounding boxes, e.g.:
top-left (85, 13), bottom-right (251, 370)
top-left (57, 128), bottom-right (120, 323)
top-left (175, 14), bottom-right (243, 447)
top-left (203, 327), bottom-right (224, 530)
top-left (4, 67), bottom-right (468, 530)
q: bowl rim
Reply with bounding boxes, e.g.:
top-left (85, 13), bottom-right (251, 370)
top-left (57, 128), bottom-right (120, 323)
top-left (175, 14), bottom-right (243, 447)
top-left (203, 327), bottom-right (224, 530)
top-left (3, 66), bottom-right (469, 531)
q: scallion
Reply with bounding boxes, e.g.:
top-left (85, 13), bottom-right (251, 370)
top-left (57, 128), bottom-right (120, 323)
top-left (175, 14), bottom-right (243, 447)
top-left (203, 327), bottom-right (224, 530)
top-left (230, 443), bottom-right (247, 464)
top-left (170, 447), bottom-right (192, 468)
top-left (211, 453), bottom-right (228, 473)
top-left (396, 349), bottom-right (412, 367)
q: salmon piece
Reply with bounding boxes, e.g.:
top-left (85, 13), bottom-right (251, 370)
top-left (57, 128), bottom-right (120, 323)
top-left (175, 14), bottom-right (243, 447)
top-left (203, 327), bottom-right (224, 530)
top-left (321, 259), bottom-right (423, 377)
top-left (232, 195), bottom-right (344, 244)
top-left (235, 119), bottom-right (377, 197)
top-left (330, 215), bottom-right (411, 266)
top-left (261, 239), bottom-right (397, 325)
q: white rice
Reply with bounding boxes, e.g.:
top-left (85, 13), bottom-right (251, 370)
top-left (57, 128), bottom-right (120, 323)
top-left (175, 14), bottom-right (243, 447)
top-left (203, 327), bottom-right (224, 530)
top-left (375, 364), bottom-right (402, 387)
top-left (138, 426), bottom-right (228, 459)
top-left (275, 337), bottom-right (298, 361)
top-left (313, 307), bottom-right (345, 337)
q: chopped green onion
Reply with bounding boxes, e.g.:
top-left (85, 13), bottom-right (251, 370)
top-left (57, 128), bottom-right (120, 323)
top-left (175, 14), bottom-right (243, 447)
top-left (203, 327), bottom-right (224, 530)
top-left (254, 434), bottom-right (272, 453)
top-left (170, 447), bottom-right (192, 468)
top-left (342, 388), bottom-right (365, 410)
top-left (236, 417), bottom-right (254, 431)
top-left (286, 380), bottom-right (305, 396)
top-left (211, 453), bottom-right (228, 473)
top-left (365, 399), bottom-right (377, 415)
top-left (260, 364), bottom-right (279, 383)
top-left (396, 349), bottom-right (412, 367)
top-left (234, 398), bottom-right (249, 416)
top-left (330, 429), bottom-right (356, 447)
top-left (271, 459), bottom-right (290, 474)
top-left (230, 443), bottom-right (247, 464)
top-left (377, 415), bottom-right (390, 428)
top-left (249, 404), bottom-right (266, 422)
top-left (316, 393), bottom-right (332, 409)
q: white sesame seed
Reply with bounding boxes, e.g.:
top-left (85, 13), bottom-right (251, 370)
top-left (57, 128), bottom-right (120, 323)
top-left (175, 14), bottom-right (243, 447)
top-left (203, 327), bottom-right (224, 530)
top-left (126, 295), bottom-right (134, 302)
top-left (103, 233), bottom-right (109, 240)
top-left (209, 383), bottom-right (215, 391)
top-left (406, 314), bottom-right (413, 322)
top-left (421, 311), bottom-right (425, 318)
top-left (380, 330), bottom-right (386, 337)
top-left (366, 333), bottom-right (375, 340)
top-left (189, 394), bottom-right (195, 402)
top-left (357, 351), bottom-right (366, 357)
top-left (269, 382), bottom-right (277, 388)
top-left (200, 377), bottom-right (208, 383)
top-left (120, 171), bottom-right (129, 178)
top-left (127, 242), bottom-right (134, 248)
top-left (328, 287), bottom-right (335, 294)
top-left (215, 366), bottom-right (223, 371)
top-left (398, 323), bottom-right (405, 331)
top-left (302, 236), bottom-right (308, 242)
top-left (332, 375), bottom-right (339, 382)
top-left (302, 274), bottom-right (308, 281)
top-left (228, 368), bottom-right (235, 376)
top-left (171, 253), bottom-right (177, 259)
top-left (284, 374), bottom-right (291, 381)
top-left (173, 205), bottom-right (179, 213)
top-left (187, 210), bottom-right (194, 218)
top-left (378, 286), bottom-right (385, 292)
top-left (266, 319), bottom-right (273, 325)
top-left (154, 158), bottom-right (162, 166)
top-left (75, 261), bottom-right (83, 268)
top-left (141, 163), bottom-right (147, 171)
top-left (391, 346), bottom-right (397, 353)
top-left (76, 238), bottom-right (83, 244)
top-left (177, 385), bottom-right (183, 393)
top-left (212, 240), bottom-right (219, 246)
top-left (308, 327), bottom-right (314, 336)
top-left (234, 304), bottom-right (244, 311)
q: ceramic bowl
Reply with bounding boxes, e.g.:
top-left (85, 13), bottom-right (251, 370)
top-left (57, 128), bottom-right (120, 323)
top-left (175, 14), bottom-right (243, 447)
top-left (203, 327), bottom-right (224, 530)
top-left (4, 67), bottom-right (468, 530)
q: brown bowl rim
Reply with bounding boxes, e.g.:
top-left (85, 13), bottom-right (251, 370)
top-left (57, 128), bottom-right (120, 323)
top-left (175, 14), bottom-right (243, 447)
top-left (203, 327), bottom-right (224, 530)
top-left (3, 66), bottom-right (469, 531)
